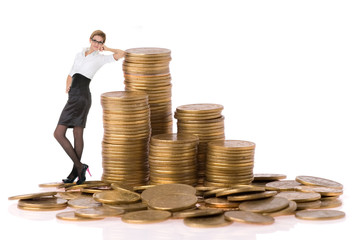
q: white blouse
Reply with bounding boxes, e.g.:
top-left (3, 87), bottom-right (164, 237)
top-left (69, 48), bottom-right (115, 79)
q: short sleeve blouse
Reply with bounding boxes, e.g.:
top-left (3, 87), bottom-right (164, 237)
top-left (69, 48), bottom-right (115, 79)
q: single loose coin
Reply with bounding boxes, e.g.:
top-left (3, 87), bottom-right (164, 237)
top-left (57, 192), bottom-right (83, 200)
top-left (265, 180), bottom-right (302, 191)
top-left (276, 191), bottom-right (321, 202)
top-left (296, 200), bottom-right (322, 210)
top-left (141, 183), bottom-right (196, 203)
top-left (205, 198), bottom-right (240, 208)
top-left (75, 207), bottom-right (124, 218)
top-left (224, 210), bottom-right (274, 225)
top-left (103, 202), bottom-right (148, 212)
top-left (93, 190), bottom-right (141, 204)
top-left (265, 200), bottom-right (297, 217)
top-left (147, 193), bottom-right (197, 212)
top-left (68, 196), bottom-right (102, 209)
top-left (39, 182), bottom-right (64, 188)
top-left (239, 197), bottom-right (290, 213)
top-left (253, 174), bottom-right (287, 181)
top-left (295, 176), bottom-right (343, 189)
top-left (121, 209), bottom-right (171, 224)
top-left (8, 191), bottom-right (57, 200)
top-left (56, 211), bottom-right (102, 221)
top-left (295, 210), bottom-right (345, 220)
top-left (320, 198), bottom-right (342, 209)
top-left (172, 209), bottom-right (223, 219)
top-left (227, 191), bottom-right (277, 202)
top-left (295, 186), bottom-right (343, 197)
top-left (216, 186), bottom-right (265, 197)
top-left (18, 197), bottom-right (67, 208)
top-left (183, 214), bottom-right (232, 228)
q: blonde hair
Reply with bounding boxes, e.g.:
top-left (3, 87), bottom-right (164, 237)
top-left (90, 30), bottom-right (106, 43)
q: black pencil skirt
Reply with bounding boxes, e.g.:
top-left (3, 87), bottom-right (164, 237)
top-left (57, 73), bottom-right (92, 128)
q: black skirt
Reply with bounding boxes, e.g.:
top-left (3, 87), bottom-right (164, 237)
top-left (57, 73), bottom-right (92, 128)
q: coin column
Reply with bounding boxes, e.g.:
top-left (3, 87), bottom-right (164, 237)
top-left (174, 104), bottom-right (225, 184)
top-left (101, 91), bottom-right (151, 186)
top-left (123, 47), bottom-right (173, 136)
top-left (205, 140), bottom-right (255, 187)
top-left (148, 133), bottom-right (199, 186)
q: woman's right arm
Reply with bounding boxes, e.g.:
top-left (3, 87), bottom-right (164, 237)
top-left (66, 75), bottom-right (72, 93)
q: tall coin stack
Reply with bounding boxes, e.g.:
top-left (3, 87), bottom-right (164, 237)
top-left (175, 104), bottom-right (225, 183)
top-left (148, 133), bottom-right (199, 186)
top-left (123, 47), bottom-right (173, 136)
top-left (101, 91), bottom-right (151, 186)
top-left (205, 140), bottom-right (255, 187)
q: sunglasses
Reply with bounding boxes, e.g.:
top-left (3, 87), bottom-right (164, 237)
top-left (91, 38), bottom-right (104, 45)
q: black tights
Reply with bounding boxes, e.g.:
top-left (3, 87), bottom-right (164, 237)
top-left (54, 124), bottom-right (84, 178)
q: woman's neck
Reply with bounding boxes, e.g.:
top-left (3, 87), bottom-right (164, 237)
top-left (85, 48), bottom-right (95, 56)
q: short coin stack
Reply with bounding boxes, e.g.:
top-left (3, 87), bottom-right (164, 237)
top-left (101, 91), bottom-right (151, 186)
top-left (205, 140), bottom-right (255, 187)
top-left (148, 133), bottom-right (199, 185)
top-left (123, 47), bottom-right (173, 136)
top-left (175, 104), bottom-right (225, 183)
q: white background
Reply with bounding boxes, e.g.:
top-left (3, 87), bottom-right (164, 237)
top-left (1, 0), bottom-right (353, 239)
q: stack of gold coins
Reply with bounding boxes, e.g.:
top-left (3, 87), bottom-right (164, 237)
top-left (123, 47), bottom-right (173, 136)
top-left (175, 104), bottom-right (225, 183)
top-left (148, 133), bottom-right (199, 185)
top-left (205, 140), bottom-right (255, 187)
top-left (101, 91), bottom-right (151, 186)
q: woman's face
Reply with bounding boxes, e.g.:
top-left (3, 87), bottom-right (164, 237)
top-left (89, 35), bottom-right (104, 51)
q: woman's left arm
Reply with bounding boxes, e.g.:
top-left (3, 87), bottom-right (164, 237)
top-left (101, 45), bottom-right (126, 61)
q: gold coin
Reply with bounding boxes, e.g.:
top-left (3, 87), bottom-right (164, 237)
top-left (75, 206), bottom-right (124, 218)
top-left (295, 176), bottom-right (343, 189)
top-left (183, 214), bottom-right (232, 228)
top-left (57, 192), bottom-right (83, 200)
top-left (125, 47), bottom-right (171, 55)
top-left (295, 186), bottom-right (343, 197)
top-left (103, 202), bottom-right (148, 212)
top-left (38, 182), bottom-right (63, 188)
top-left (18, 197), bottom-right (67, 208)
top-left (204, 198), bottom-right (240, 208)
top-left (121, 209), bottom-right (171, 224)
top-left (56, 211), bottom-right (102, 221)
top-left (147, 193), bottom-right (197, 212)
top-left (253, 173), bottom-right (287, 181)
top-left (151, 133), bottom-right (199, 144)
top-left (140, 183), bottom-right (196, 203)
top-left (18, 205), bottom-right (67, 211)
top-left (172, 209), bottom-right (223, 219)
top-left (176, 104), bottom-right (223, 113)
top-left (265, 180), bottom-right (302, 191)
top-left (8, 191), bottom-right (57, 200)
top-left (320, 198), bottom-right (342, 209)
top-left (295, 210), bottom-right (345, 220)
top-left (276, 191), bottom-right (321, 202)
top-left (227, 191), bottom-right (277, 202)
top-left (224, 210), bottom-right (274, 225)
top-left (264, 200), bottom-right (297, 217)
top-left (296, 200), bottom-right (322, 210)
top-left (68, 196), bottom-right (102, 209)
top-left (133, 185), bottom-right (156, 192)
top-left (208, 140), bottom-right (255, 150)
top-left (93, 190), bottom-right (141, 204)
top-left (239, 197), bottom-right (290, 213)
top-left (101, 91), bottom-right (148, 101)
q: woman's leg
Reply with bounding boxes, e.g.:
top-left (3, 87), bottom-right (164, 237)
top-left (64, 126), bottom-right (85, 179)
top-left (54, 124), bottom-right (83, 176)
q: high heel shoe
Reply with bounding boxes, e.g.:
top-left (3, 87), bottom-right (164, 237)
top-left (76, 164), bottom-right (91, 185)
top-left (62, 174), bottom-right (78, 183)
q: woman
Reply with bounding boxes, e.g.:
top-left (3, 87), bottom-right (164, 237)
top-left (54, 30), bottom-right (125, 185)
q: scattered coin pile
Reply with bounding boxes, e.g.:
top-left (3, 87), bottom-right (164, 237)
top-left (123, 48), bottom-right (173, 136)
top-left (175, 104), bottom-right (225, 183)
top-left (101, 91), bottom-right (151, 185)
top-left (148, 133), bottom-right (199, 185)
top-left (205, 140), bottom-right (255, 187)
top-left (8, 175), bottom-right (345, 227)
